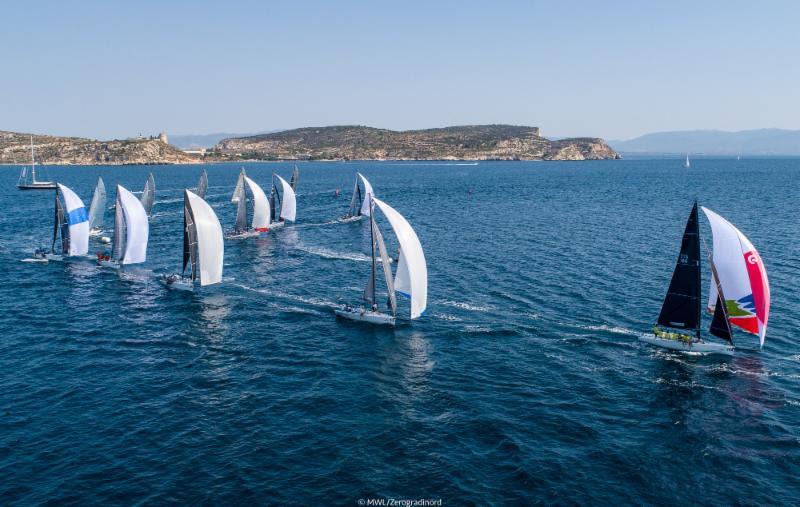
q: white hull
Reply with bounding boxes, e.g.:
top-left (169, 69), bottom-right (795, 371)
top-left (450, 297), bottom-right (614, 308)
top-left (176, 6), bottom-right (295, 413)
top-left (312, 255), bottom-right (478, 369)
top-left (45, 254), bottom-right (64, 262)
top-left (338, 215), bottom-right (363, 223)
top-left (639, 335), bottom-right (734, 355)
top-left (226, 230), bottom-right (265, 240)
top-left (161, 275), bottom-right (195, 291)
top-left (335, 309), bottom-right (396, 326)
top-left (97, 260), bottom-right (121, 269)
top-left (89, 228), bottom-right (103, 237)
top-left (269, 221), bottom-right (285, 229)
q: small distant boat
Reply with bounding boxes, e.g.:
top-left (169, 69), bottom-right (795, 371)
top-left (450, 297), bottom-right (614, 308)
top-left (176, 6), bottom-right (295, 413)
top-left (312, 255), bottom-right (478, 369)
top-left (290, 165), bottom-right (299, 191)
top-left (32, 183), bottom-right (90, 261)
top-left (195, 169), bottom-right (208, 199)
top-left (268, 173), bottom-right (297, 229)
top-left (97, 185), bottom-right (149, 269)
top-left (17, 135), bottom-right (56, 190)
top-left (684, 154), bottom-right (691, 168)
top-left (87, 177), bottom-right (107, 236)
top-left (140, 173), bottom-right (156, 217)
top-left (641, 202), bottom-right (770, 355)
top-left (230, 172), bottom-right (271, 237)
top-left (340, 172), bottom-right (374, 221)
top-left (163, 190), bottom-right (224, 291)
top-left (335, 196), bottom-right (427, 326)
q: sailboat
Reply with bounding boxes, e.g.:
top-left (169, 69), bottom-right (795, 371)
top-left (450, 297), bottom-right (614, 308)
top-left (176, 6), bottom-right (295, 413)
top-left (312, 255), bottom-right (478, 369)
top-left (87, 177), bottom-right (107, 236)
top-left (163, 190), bottom-right (224, 291)
top-left (684, 154), bottom-right (691, 168)
top-left (17, 135), bottom-right (56, 190)
top-left (230, 173), bottom-right (271, 237)
top-left (140, 173), bottom-right (156, 217)
top-left (97, 185), bottom-right (149, 268)
top-left (290, 165), bottom-right (299, 191)
top-left (268, 174), bottom-right (297, 229)
top-left (32, 183), bottom-right (90, 261)
top-left (195, 169), bottom-right (209, 199)
top-left (340, 172), bottom-right (374, 222)
top-left (231, 167), bottom-right (246, 203)
top-left (335, 196), bottom-right (427, 326)
top-left (640, 202), bottom-right (770, 355)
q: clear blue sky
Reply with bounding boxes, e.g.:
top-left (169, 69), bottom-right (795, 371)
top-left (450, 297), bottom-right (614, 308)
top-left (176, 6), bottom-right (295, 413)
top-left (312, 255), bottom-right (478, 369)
top-left (1, 0), bottom-right (797, 140)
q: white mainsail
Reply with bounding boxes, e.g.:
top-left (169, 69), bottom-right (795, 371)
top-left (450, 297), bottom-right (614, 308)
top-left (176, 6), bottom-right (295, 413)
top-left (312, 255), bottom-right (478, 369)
top-left (358, 173), bottom-right (375, 217)
top-left (57, 183), bottom-right (90, 256)
top-left (116, 185), bottom-right (149, 264)
top-left (140, 173), bottom-right (156, 216)
top-left (702, 207), bottom-right (770, 346)
top-left (244, 176), bottom-right (270, 231)
top-left (196, 170), bottom-right (209, 199)
top-left (372, 197), bottom-right (427, 319)
top-left (186, 190), bottom-right (224, 286)
top-left (87, 177), bottom-right (106, 230)
top-left (232, 168), bottom-right (246, 202)
top-left (275, 174), bottom-right (296, 222)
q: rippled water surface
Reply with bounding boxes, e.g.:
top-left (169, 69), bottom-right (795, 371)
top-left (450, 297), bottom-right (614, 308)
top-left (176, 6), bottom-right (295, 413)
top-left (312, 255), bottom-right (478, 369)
top-left (1, 159), bottom-right (798, 504)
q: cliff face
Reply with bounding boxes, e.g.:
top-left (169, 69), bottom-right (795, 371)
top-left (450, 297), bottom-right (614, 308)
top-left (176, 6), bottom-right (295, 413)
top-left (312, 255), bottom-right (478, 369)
top-left (0, 131), bottom-right (199, 165)
top-left (213, 125), bottom-right (620, 161)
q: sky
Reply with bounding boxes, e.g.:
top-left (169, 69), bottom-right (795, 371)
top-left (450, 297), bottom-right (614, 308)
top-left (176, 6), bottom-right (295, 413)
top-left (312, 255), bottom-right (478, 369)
top-left (1, 0), bottom-right (798, 141)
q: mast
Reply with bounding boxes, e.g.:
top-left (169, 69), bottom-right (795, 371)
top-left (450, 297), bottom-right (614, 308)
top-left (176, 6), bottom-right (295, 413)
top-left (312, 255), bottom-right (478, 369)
top-left (112, 190), bottom-right (125, 261)
top-left (347, 178), bottom-right (359, 217)
top-left (30, 135), bottom-right (36, 182)
top-left (374, 215), bottom-right (397, 316)
top-left (363, 200), bottom-right (377, 307)
top-left (51, 191), bottom-right (61, 253)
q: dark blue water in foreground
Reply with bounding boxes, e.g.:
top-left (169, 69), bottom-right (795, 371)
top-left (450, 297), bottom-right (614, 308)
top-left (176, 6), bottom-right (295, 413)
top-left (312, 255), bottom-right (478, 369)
top-left (1, 159), bottom-right (798, 504)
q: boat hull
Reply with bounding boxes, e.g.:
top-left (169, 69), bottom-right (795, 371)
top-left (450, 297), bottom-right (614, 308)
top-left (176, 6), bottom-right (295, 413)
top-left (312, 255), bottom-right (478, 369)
top-left (17, 183), bottom-right (58, 190)
top-left (335, 309), bottom-right (396, 326)
top-left (97, 260), bottom-right (121, 269)
top-left (338, 215), bottom-right (363, 223)
top-left (639, 335), bottom-right (734, 355)
top-left (161, 275), bottom-right (195, 291)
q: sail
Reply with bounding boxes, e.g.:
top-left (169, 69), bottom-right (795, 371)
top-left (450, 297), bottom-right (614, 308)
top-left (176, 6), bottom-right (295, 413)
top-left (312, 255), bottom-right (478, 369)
top-left (275, 174), bottom-right (296, 221)
top-left (185, 190), bottom-right (224, 286)
top-left (140, 173), bottom-right (155, 217)
top-left (709, 295), bottom-right (733, 342)
top-left (182, 205), bottom-right (195, 278)
top-left (87, 177), bottom-right (106, 230)
top-left (232, 169), bottom-right (246, 202)
top-left (244, 176), bottom-right (270, 230)
top-left (234, 180), bottom-right (248, 234)
top-left (702, 207), bottom-right (770, 346)
top-left (374, 219), bottom-right (397, 315)
top-left (52, 193), bottom-right (65, 253)
top-left (657, 203), bottom-right (701, 331)
top-left (372, 198), bottom-right (427, 319)
top-left (196, 170), bottom-right (208, 199)
top-left (116, 185), bottom-right (148, 264)
top-left (358, 173), bottom-right (374, 217)
top-left (290, 165), bottom-right (299, 191)
top-left (56, 183), bottom-right (89, 256)
top-left (112, 192), bottom-right (125, 260)
top-left (347, 179), bottom-right (360, 216)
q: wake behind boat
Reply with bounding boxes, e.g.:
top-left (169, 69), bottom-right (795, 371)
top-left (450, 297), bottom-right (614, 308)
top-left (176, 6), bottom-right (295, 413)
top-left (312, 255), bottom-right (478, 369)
top-left (642, 201), bottom-right (770, 355)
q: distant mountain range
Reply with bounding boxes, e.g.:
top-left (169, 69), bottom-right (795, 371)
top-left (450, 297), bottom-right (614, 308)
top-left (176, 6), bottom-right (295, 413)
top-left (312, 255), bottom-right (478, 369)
top-left (609, 129), bottom-right (800, 155)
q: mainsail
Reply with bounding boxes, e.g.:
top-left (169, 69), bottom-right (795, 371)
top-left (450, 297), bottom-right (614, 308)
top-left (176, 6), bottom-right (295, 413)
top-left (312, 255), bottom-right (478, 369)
top-left (140, 173), bottom-right (156, 217)
top-left (358, 173), bottom-right (374, 217)
top-left (195, 170), bottom-right (208, 199)
top-left (232, 168), bottom-right (246, 203)
top-left (52, 193), bottom-right (66, 254)
top-left (702, 207), bottom-right (770, 346)
top-left (372, 198), bottom-right (427, 319)
top-left (290, 165), bottom-right (299, 191)
top-left (184, 190), bottom-right (224, 286)
top-left (87, 177), bottom-right (107, 230)
top-left (112, 185), bottom-right (149, 264)
top-left (244, 176), bottom-right (270, 231)
top-left (374, 217), bottom-right (397, 315)
top-left (275, 174), bottom-right (296, 222)
top-left (347, 179), bottom-right (362, 217)
top-left (56, 183), bottom-right (89, 256)
top-left (657, 202), bottom-right (701, 334)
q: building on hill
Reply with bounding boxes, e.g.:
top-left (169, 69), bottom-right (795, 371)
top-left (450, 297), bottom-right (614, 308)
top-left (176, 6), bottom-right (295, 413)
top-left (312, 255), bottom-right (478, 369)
top-left (159, 132), bottom-right (169, 144)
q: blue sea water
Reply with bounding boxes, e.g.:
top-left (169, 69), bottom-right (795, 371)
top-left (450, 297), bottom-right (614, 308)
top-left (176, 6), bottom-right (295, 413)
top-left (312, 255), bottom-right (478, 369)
top-left (0, 158), bottom-right (798, 505)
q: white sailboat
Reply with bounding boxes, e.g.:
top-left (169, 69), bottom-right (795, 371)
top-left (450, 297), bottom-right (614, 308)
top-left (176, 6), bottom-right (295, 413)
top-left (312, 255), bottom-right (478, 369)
top-left (268, 174), bottom-right (297, 229)
top-left (229, 173), bottom-right (271, 237)
top-left (97, 185), bottom-right (149, 269)
top-left (140, 173), bottom-right (156, 217)
top-left (340, 172), bottom-right (374, 222)
top-left (336, 197), bottom-right (427, 325)
top-left (684, 154), bottom-right (691, 168)
top-left (32, 183), bottom-right (90, 261)
top-left (87, 177), bottom-right (107, 236)
top-left (17, 135), bottom-right (56, 190)
top-left (163, 190), bottom-right (224, 291)
top-left (641, 202), bottom-right (770, 355)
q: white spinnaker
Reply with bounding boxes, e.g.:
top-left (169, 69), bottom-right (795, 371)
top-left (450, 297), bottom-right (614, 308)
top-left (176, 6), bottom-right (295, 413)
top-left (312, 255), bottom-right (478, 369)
top-left (358, 173), bottom-right (375, 217)
top-left (186, 190), bottom-right (224, 286)
top-left (244, 176), bottom-right (270, 230)
top-left (702, 206), bottom-right (770, 345)
top-left (276, 175), bottom-right (296, 222)
top-left (117, 185), bottom-right (149, 264)
top-left (57, 183), bottom-right (89, 256)
top-left (372, 198), bottom-right (427, 319)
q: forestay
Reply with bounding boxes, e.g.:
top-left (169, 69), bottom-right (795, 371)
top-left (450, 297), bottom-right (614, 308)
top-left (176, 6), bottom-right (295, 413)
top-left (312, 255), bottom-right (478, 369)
top-left (702, 207), bottom-right (770, 347)
top-left (372, 198), bottom-right (427, 319)
top-left (185, 190), bottom-right (224, 286)
top-left (57, 183), bottom-right (90, 256)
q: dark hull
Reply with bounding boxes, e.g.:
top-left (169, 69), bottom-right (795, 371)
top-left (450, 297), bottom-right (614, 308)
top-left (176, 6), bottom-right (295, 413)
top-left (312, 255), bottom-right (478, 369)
top-left (18, 183), bottom-right (57, 190)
